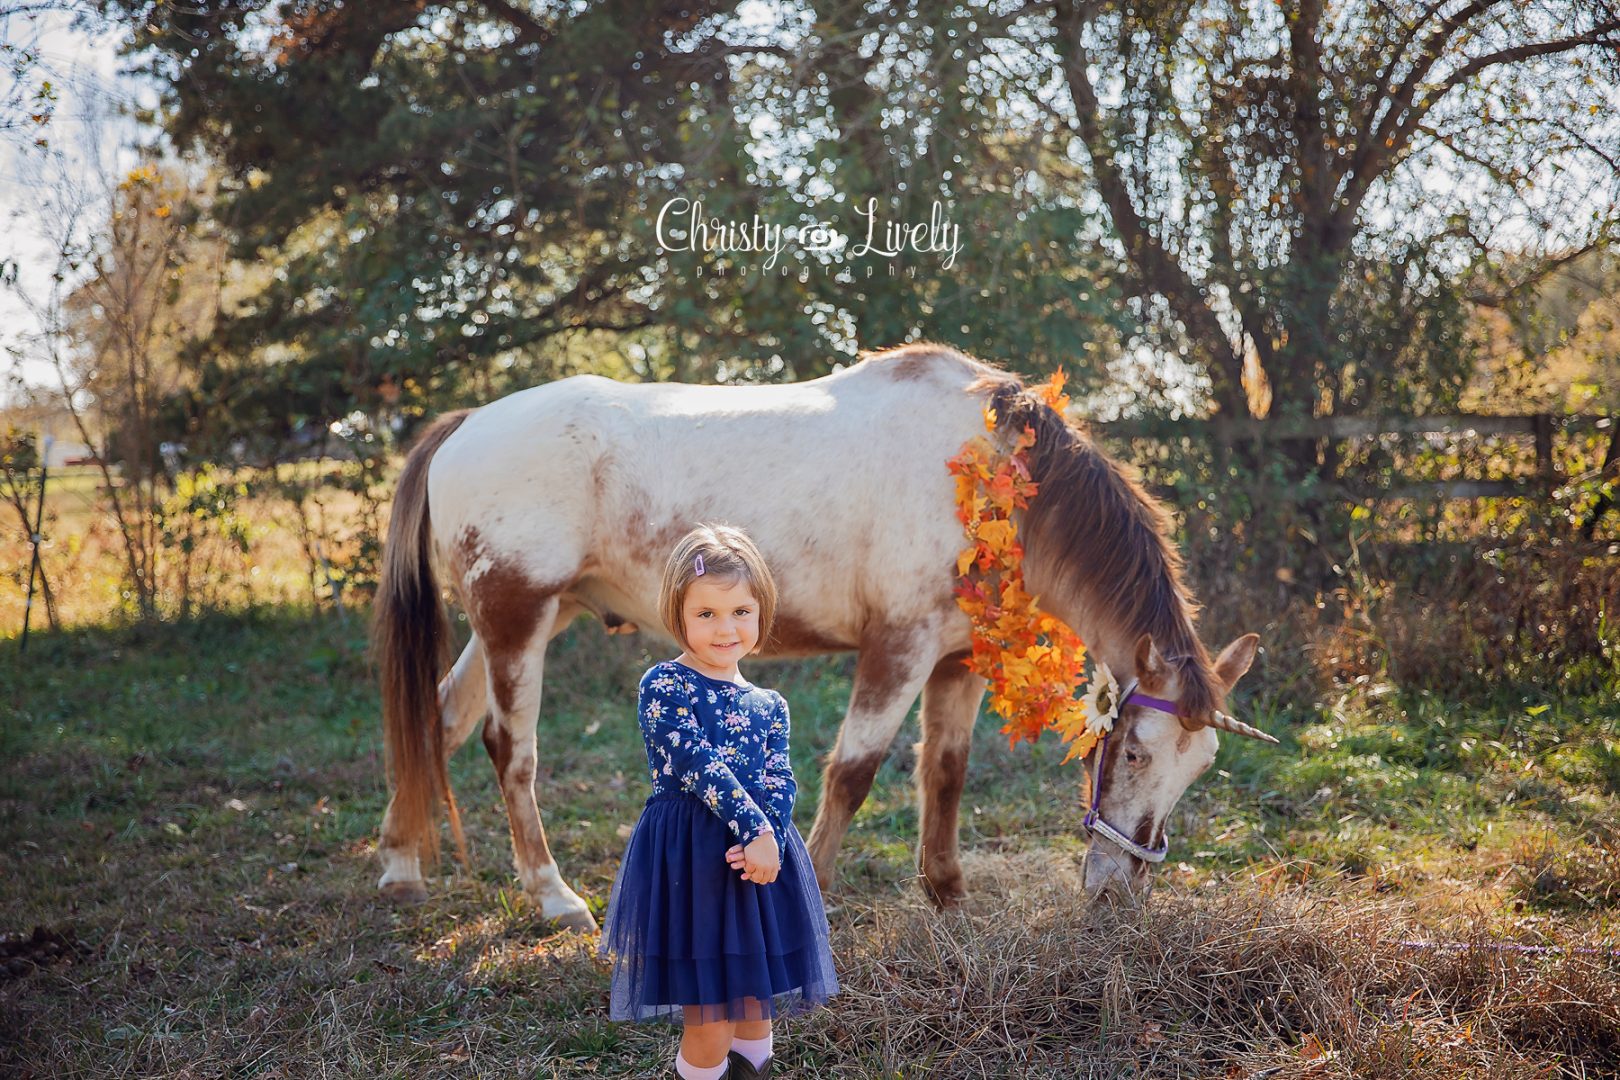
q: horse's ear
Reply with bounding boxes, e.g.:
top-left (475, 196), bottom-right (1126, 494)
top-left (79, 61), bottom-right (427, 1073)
top-left (1213, 633), bottom-right (1260, 691)
top-left (1134, 633), bottom-right (1167, 684)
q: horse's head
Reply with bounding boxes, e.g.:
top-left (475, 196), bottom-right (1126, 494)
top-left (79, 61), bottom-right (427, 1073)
top-left (1081, 631), bottom-right (1268, 900)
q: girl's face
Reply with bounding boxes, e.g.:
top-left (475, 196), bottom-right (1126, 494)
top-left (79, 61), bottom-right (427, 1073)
top-left (679, 574), bottom-right (761, 674)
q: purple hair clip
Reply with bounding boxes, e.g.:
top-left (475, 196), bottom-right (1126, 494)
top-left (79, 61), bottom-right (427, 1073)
top-left (693, 554), bottom-right (705, 577)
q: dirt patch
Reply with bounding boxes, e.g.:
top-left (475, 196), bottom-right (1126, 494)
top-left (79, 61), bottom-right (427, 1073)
top-left (0, 926), bottom-right (90, 982)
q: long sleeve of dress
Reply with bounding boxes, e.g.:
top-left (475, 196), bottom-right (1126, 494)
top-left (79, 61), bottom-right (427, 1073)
top-left (756, 692), bottom-right (798, 828)
top-left (640, 674), bottom-right (775, 845)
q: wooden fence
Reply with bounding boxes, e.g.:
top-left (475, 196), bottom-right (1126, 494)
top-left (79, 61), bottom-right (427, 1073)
top-left (1094, 413), bottom-right (1617, 502)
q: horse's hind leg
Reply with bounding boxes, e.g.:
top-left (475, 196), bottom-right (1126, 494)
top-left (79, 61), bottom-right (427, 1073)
top-left (378, 634), bottom-right (493, 902)
top-left (439, 635), bottom-right (490, 753)
top-left (479, 593), bottom-right (595, 931)
top-left (806, 628), bottom-right (938, 891)
top-left (914, 654), bottom-right (984, 907)
top-left (440, 601), bottom-right (581, 750)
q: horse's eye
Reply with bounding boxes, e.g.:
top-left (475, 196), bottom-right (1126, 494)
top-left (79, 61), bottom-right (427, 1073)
top-left (1124, 749), bottom-right (1143, 765)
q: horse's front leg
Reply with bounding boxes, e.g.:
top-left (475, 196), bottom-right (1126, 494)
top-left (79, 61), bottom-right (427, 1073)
top-left (914, 653), bottom-right (984, 908)
top-left (806, 627), bottom-right (939, 891)
top-left (479, 594), bottom-right (596, 931)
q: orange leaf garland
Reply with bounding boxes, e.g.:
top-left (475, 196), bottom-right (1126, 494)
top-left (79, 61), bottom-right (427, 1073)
top-left (947, 371), bottom-right (1096, 761)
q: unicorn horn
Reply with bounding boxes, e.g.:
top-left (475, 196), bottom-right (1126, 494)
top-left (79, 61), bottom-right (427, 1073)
top-left (1209, 710), bottom-right (1280, 744)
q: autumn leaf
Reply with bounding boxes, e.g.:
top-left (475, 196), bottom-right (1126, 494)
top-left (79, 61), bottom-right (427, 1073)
top-left (956, 547), bottom-right (978, 577)
top-left (1036, 368), bottom-right (1071, 412)
top-left (977, 518), bottom-right (1017, 550)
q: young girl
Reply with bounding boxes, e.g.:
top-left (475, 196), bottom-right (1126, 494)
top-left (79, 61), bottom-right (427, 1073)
top-left (600, 524), bottom-right (839, 1079)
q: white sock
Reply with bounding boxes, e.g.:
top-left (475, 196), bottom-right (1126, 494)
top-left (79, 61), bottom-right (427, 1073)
top-left (675, 1050), bottom-right (730, 1080)
top-left (732, 1033), bottom-right (773, 1068)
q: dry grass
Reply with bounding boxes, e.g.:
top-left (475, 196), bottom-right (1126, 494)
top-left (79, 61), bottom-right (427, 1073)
top-left (1509, 830), bottom-right (1620, 913)
top-left (797, 854), bottom-right (1620, 1078)
top-left (9, 847), bottom-right (1614, 1078)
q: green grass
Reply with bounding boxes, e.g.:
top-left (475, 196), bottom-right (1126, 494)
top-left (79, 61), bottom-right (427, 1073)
top-left (2, 610), bottom-right (1617, 1077)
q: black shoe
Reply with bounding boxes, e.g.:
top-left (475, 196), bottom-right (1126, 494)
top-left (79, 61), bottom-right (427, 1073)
top-left (727, 1051), bottom-right (772, 1079)
top-left (674, 1065), bottom-right (731, 1079)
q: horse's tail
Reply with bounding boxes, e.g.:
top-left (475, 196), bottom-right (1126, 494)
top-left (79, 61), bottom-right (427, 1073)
top-left (374, 408), bottom-right (474, 869)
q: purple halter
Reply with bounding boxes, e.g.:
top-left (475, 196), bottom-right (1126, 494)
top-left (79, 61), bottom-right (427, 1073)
top-left (1081, 679), bottom-right (1183, 863)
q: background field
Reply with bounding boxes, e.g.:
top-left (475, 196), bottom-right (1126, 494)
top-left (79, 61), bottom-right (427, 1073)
top-left (4, 607), bottom-right (1617, 1078)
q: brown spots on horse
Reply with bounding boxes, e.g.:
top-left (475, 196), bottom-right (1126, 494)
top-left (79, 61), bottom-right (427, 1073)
top-left (849, 628), bottom-right (921, 714)
top-left (918, 741), bottom-right (968, 906)
top-left (483, 717), bottom-right (556, 873)
top-left (481, 715), bottom-right (513, 779)
top-left (456, 527), bottom-right (567, 714)
top-left (474, 565), bottom-right (549, 712)
top-left (879, 344), bottom-right (942, 382)
top-left (822, 751), bottom-right (884, 819)
top-left (869, 341), bottom-right (1006, 384)
top-left (451, 524), bottom-right (484, 579)
top-left (510, 751), bottom-right (536, 788)
top-left (916, 652), bottom-right (974, 809)
top-left (921, 742), bottom-right (968, 813)
top-left (915, 650), bottom-right (976, 907)
top-left (1131, 812), bottom-right (1159, 850)
top-left (764, 611), bottom-right (851, 657)
top-left (617, 499), bottom-right (699, 571)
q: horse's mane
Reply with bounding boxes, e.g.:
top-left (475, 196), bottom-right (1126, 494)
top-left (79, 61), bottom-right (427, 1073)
top-left (971, 370), bottom-right (1223, 720)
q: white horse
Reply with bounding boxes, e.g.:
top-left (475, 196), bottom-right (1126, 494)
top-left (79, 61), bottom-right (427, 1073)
top-left (373, 344), bottom-right (1272, 929)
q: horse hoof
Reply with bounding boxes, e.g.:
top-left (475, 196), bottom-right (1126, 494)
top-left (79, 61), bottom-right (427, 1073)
top-left (552, 908), bottom-right (599, 934)
top-left (921, 875), bottom-right (966, 910)
top-left (380, 879), bottom-right (430, 905)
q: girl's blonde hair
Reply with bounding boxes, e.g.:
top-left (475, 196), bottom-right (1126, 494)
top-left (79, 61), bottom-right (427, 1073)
top-left (659, 523), bottom-right (778, 653)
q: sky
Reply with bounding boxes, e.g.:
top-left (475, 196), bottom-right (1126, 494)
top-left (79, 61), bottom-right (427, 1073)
top-left (1, 7), bottom-right (150, 400)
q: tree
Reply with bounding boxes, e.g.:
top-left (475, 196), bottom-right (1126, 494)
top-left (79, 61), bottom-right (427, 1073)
top-left (1047, 0), bottom-right (1620, 432)
top-left (98, 0), bottom-right (1129, 435)
top-left (0, 5), bottom-right (60, 151)
top-left (8, 125), bottom-right (235, 620)
top-left (103, 0), bottom-right (794, 422)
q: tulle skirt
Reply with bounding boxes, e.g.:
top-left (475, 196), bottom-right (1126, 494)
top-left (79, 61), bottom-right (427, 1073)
top-left (599, 792), bottom-right (840, 1024)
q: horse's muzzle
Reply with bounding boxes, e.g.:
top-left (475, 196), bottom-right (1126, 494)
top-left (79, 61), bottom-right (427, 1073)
top-left (1081, 841), bottom-right (1153, 901)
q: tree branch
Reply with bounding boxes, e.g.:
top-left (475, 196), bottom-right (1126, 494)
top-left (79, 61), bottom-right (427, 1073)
top-left (1050, 0), bottom-right (1248, 414)
top-left (1343, 0), bottom-right (1500, 221)
top-left (1341, 16), bottom-right (1619, 238)
top-left (1467, 236), bottom-right (1611, 309)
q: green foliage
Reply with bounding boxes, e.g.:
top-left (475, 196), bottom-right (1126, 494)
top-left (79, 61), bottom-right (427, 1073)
top-left (138, 464), bottom-right (258, 620)
top-left (0, 425), bottom-right (56, 629)
top-left (96, 0), bottom-right (1129, 453)
top-left (157, 465), bottom-right (250, 558)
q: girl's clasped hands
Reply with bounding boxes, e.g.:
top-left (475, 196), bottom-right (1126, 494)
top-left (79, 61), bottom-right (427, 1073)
top-left (725, 831), bottom-right (781, 885)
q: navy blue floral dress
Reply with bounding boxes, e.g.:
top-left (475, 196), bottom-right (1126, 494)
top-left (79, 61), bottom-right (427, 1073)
top-left (599, 661), bottom-right (839, 1024)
